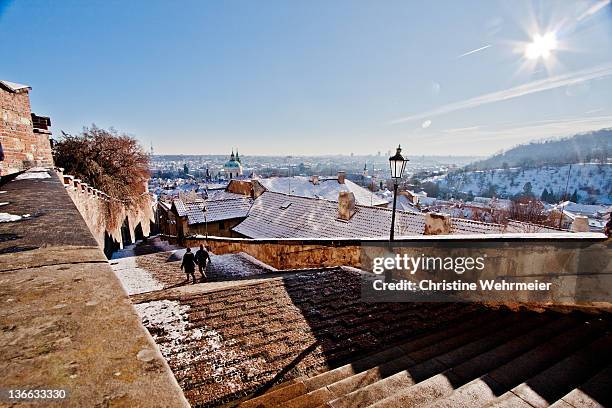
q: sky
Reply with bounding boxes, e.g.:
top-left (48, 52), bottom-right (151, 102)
top-left (1, 0), bottom-right (611, 156)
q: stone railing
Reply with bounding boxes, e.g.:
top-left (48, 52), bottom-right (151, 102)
top-left (58, 169), bottom-right (154, 254)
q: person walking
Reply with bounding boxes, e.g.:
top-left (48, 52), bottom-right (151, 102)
top-left (181, 247), bottom-right (197, 284)
top-left (195, 244), bottom-right (210, 282)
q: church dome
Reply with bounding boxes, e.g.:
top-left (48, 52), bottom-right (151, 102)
top-left (224, 160), bottom-right (240, 168)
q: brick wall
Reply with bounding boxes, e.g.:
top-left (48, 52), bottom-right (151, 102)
top-left (0, 85), bottom-right (53, 175)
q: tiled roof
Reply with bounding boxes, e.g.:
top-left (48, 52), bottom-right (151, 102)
top-left (171, 198), bottom-right (192, 217)
top-left (233, 192), bottom-right (505, 239)
top-left (205, 197), bottom-right (253, 223)
top-left (255, 176), bottom-right (388, 207)
top-left (173, 198), bottom-right (252, 225)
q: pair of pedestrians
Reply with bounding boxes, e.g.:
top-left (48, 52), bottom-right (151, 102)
top-left (180, 245), bottom-right (210, 284)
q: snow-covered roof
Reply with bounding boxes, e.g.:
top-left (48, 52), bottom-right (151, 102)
top-left (207, 190), bottom-right (247, 201)
top-left (395, 195), bottom-right (422, 214)
top-left (0, 79), bottom-right (31, 93)
top-left (205, 198), bottom-right (253, 223)
top-left (255, 176), bottom-right (388, 206)
top-left (172, 197), bottom-right (252, 224)
top-left (172, 198), bottom-right (191, 217)
top-left (554, 201), bottom-right (610, 217)
top-left (233, 191), bottom-right (507, 239)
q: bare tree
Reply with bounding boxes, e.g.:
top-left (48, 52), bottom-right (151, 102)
top-left (53, 125), bottom-right (150, 205)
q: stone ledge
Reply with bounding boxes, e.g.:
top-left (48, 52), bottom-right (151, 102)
top-left (0, 262), bottom-right (189, 407)
top-left (0, 169), bottom-right (189, 407)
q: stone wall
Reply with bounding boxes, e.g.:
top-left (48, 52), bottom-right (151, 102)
top-left (0, 84), bottom-right (53, 175)
top-left (184, 233), bottom-right (611, 307)
top-left (184, 236), bottom-right (362, 270)
top-left (60, 171), bottom-right (154, 254)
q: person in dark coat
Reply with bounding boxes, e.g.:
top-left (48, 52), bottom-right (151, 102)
top-left (194, 244), bottom-right (210, 282)
top-left (180, 247), bottom-right (196, 284)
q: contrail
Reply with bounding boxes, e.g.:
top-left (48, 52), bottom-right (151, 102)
top-left (577, 0), bottom-right (611, 21)
top-left (456, 44), bottom-right (491, 59)
top-left (389, 62), bottom-right (612, 125)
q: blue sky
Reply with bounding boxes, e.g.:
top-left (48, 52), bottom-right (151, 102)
top-left (1, 0), bottom-right (611, 156)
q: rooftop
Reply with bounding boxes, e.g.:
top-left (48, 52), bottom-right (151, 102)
top-left (255, 176), bottom-right (388, 207)
top-left (232, 191), bottom-right (541, 239)
top-left (171, 197), bottom-right (253, 225)
top-left (0, 79), bottom-right (31, 93)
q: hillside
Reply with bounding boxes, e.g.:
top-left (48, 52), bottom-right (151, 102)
top-left (426, 163), bottom-right (611, 205)
top-left (467, 129), bottom-right (611, 170)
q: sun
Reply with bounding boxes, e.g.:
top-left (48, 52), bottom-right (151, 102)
top-left (525, 32), bottom-right (558, 60)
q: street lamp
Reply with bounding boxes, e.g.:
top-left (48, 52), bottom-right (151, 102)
top-left (389, 145), bottom-right (408, 240)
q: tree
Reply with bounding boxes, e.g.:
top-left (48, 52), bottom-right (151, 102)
top-left (570, 189), bottom-right (579, 203)
top-left (522, 182), bottom-right (533, 197)
top-left (183, 163), bottom-right (189, 175)
top-left (421, 181), bottom-right (440, 198)
top-left (53, 125), bottom-right (150, 204)
top-left (509, 197), bottom-right (549, 225)
top-left (540, 188), bottom-right (549, 202)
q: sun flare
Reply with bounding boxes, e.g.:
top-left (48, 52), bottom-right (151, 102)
top-left (525, 32), bottom-right (558, 60)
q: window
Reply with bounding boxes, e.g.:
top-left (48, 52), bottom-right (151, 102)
top-left (219, 221), bottom-right (225, 230)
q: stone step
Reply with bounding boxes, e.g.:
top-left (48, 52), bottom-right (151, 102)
top-left (358, 315), bottom-right (579, 408)
top-left (549, 364), bottom-right (612, 408)
top-left (324, 313), bottom-right (534, 403)
top-left (418, 317), bottom-right (607, 408)
top-left (325, 313), bottom-right (554, 408)
top-left (239, 379), bottom-right (308, 408)
top-left (487, 333), bottom-right (612, 408)
top-left (320, 316), bottom-right (529, 404)
top-left (304, 310), bottom-right (500, 393)
top-left (240, 309), bottom-right (499, 408)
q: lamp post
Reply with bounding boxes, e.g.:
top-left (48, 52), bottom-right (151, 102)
top-left (389, 145), bottom-right (408, 241)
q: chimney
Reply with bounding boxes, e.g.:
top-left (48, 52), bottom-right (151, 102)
top-left (338, 191), bottom-right (356, 221)
top-left (337, 171), bottom-right (346, 184)
top-left (311, 175), bottom-right (319, 185)
top-left (570, 216), bottom-right (589, 232)
top-left (424, 212), bottom-right (452, 235)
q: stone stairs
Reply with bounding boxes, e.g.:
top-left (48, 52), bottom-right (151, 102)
top-left (239, 312), bottom-right (612, 408)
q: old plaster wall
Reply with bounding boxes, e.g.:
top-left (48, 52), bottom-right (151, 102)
top-left (61, 171), bottom-right (154, 253)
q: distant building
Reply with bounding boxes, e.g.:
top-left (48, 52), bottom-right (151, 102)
top-left (0, 79), bottom-right (53, 176)
top-left (549, 201), bottom-right (610, 232)
top-left (223, 149), bottom-right (243, 179)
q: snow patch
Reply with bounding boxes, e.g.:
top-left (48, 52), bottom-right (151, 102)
top-left (134, 300), bottom-right (190, 350)
top-left (238, 252), bottom-right (277, 271)
top-left (110, 247), bottom-right (164, 295)
top-left (0, 213), bottom-right (22, 222)
top-left (15, 171), bottom-right (51, 180)
top-left (135, 299), bottom-right (244, 389)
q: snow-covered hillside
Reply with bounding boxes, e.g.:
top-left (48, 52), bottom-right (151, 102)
top-left (426, 163), bottom-right (611, 205)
